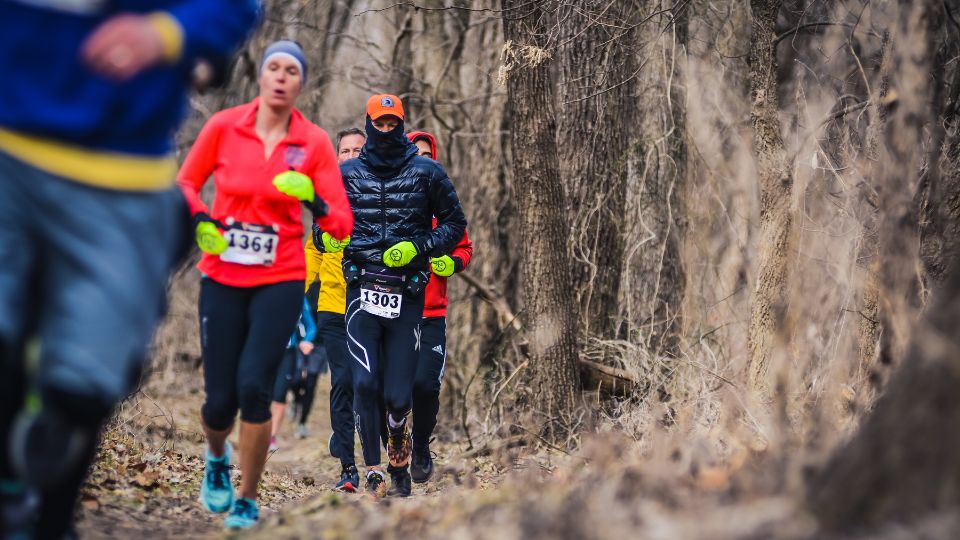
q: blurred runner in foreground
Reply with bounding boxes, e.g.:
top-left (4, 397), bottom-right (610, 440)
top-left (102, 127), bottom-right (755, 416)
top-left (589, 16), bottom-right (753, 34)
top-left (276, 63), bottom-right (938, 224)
top-left (0, 2), bottom-right (257, 538)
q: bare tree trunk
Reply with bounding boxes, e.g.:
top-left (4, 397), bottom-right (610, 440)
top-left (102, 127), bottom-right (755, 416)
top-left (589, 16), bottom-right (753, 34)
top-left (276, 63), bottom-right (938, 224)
top-left (388, 8), bottom-right (416, 109)
top-left (502, 0), bottom-right (581, 439)
top-left (872, 0), bottom-right (940, 363)
top-left (555, 1), bottom-right (633, 341)
top-left (920, 28), bottom-right (960, 285)
top-left (746, 0), bottom-right (793, 393)
top-left (807, 1), bottom-right (948, 531)
top-left (628, 2), bottom-right (688, 360)
top-left (857, 29), bottom-right (893, 375)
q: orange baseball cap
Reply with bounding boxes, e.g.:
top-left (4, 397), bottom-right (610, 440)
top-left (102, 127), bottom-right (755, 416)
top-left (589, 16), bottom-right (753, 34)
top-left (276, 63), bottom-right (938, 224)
top-left (366, 94), bottom-right (404, 121)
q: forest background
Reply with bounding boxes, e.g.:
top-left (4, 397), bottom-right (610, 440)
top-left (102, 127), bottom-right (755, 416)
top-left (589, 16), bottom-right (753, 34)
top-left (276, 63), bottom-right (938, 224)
top-left (88, 0), bottom-right (960, 538)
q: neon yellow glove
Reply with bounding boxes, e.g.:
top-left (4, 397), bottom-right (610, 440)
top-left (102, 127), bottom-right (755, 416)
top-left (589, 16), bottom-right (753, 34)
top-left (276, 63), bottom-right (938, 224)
top-left (383, 241), bottom-right (418, 268)
top-left (431, 255), bottom-right (456, 277)
top-left (195, 219), bottom-right (227, 255)
top-left (272, 170), bottom-right (315, 202)
top-left (322, 232), bottom-right (350, 253)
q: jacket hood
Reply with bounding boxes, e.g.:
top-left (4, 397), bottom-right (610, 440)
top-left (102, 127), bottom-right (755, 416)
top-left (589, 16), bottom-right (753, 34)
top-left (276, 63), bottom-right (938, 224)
top-left (407, 131), bottom-right (439, 161)
top-left (360, 115), bottom-right (417, 176)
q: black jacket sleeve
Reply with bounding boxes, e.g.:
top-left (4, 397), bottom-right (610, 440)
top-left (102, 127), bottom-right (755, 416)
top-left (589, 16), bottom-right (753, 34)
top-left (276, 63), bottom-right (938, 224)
top-left (413, 167), bottom-right (467, 257)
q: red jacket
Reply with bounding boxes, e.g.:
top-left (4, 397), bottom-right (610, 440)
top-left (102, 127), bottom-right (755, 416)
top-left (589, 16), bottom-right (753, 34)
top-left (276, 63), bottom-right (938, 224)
top-left (409, 131), bottom-right (474, 318)
top-left (178, 98), bottom-right (352, 287)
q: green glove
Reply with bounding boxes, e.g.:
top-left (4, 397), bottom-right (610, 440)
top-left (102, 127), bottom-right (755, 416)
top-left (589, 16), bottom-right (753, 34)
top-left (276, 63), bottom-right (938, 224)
top-left (272, 170), bottom-right (315, 202)
top-left (383, 241), bottom-right (418, 268)
top-left (195, 220), bottom-right (227, 255)
top-left (431, 255), bottom-right (456, 277)
top-left (322, 232), bottom-right (350, 253)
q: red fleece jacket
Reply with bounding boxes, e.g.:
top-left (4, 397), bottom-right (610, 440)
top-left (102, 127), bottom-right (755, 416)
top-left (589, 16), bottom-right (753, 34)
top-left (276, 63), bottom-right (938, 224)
top-left (178, 98), bottom-right (353, 287)
top-left (408, 131), bottom-right (473, 318)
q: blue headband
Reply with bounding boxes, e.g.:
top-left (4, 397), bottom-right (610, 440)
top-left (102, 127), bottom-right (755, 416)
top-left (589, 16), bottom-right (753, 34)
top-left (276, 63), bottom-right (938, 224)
top-left (261, 40), bottom-right (307, 84)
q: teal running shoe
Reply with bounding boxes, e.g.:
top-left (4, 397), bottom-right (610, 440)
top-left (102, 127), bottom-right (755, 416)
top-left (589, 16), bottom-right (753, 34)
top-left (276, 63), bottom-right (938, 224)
top-left (224, 498), bottom-right (259, 529)
top-left (200, 443), bottom-right (234, 513)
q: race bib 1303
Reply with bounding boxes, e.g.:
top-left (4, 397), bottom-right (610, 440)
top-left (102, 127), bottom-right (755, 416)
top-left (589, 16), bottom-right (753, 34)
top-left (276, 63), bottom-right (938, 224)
top-left (360, 283), bottom-right (402, 319)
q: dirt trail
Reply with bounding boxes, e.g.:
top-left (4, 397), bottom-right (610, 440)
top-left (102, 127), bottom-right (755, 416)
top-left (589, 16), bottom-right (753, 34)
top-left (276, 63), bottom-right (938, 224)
top-left (75, 370), bottom-right (492, 539)
top-left (74, 366), bottom-right (851, 540)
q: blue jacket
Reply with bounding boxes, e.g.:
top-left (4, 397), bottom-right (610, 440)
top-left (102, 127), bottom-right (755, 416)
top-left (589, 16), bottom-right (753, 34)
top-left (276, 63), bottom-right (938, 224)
top-left (0, 1), bottom-right (258, 158)
top-left (341, 118), bottom-right (467, 272)
top-left (288, 297), bottom-right (317, 348)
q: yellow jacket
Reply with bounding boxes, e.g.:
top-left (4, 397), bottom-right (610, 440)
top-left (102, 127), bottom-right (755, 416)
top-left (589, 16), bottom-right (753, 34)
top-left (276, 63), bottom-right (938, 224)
top-left (304, 239), bottom-right (346, 314)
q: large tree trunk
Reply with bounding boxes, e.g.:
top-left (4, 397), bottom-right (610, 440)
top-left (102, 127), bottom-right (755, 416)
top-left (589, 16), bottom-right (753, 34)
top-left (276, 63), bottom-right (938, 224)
top-left (857, 29), bottom-right (893, 375)
top-left (387, 8), bottom-right (416, 111)
top-left (555, 0), bottom-right (633, 341)
top-left (920, 27), bottom-right (960, 286)
top-left (871, 0), bottom-right (940, 364)
top-left (627, 2), bottom-right (688, 360)
top-left (502, 0), bottom-right (581, 439)
top-left (746, 0), bottom-right (793, 393)
top-left (807, 1), bottom-right (949, 531)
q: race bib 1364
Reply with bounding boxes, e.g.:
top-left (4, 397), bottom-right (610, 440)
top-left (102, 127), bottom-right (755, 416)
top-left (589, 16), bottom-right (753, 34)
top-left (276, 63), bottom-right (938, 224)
top-left (220, 219), bottom-right (279, 266)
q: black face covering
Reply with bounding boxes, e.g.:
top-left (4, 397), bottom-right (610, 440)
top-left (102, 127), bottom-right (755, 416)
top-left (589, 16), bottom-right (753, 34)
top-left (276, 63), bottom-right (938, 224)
top-left (360, 115), bottom-right (417, 175)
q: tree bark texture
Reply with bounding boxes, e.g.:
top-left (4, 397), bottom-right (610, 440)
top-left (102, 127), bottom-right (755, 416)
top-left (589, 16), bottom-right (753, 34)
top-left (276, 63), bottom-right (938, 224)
top-left (502, 0), bottom-right (582, 438)
top-left (387, 8), bottom-right (416, 108)
top-left (555, 0), bottom-right (634, 341)
top-left (873, 0), bottom-right (941, 363)
top-left (746, 0), bottom-right (793, 393)
top-left (919, 28), bottom-right (960, 286)
top-left (807, 1), bottom-right (951, 532)
top-left (626, 2), bottom-right (688, 360)
top-left (857, 29), bottom-right (893, 376)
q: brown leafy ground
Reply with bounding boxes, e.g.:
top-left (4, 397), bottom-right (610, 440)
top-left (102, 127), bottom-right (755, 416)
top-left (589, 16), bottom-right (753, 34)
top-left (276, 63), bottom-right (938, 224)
top-left (74, 365), bottom-right (960, 540)
top-left (75, 369), bottom-right (505, 539)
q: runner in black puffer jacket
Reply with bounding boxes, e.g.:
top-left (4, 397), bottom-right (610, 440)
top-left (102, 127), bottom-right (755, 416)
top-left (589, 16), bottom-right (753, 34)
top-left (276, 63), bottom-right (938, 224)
top-left (341, 143), bottom-right (464, 270)
top-left (339, 94), bottom-right (466, 497)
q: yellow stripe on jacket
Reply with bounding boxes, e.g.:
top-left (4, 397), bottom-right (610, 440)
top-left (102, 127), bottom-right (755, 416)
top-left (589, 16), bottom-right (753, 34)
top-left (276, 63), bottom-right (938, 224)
top-left (304, 239), bottom-right (347, 315)
top-left (0, 129), bottom-right (176, 191)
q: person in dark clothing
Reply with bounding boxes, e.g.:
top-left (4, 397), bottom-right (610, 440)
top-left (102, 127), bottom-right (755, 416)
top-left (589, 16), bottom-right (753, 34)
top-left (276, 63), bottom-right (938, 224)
top-left (0, 3), bottom-right (256, 538)
top-left (305, 127), bottom-right (366, 492)
top-left (269, 296), bottom-right (319, 450)
top-left (341, 94), bottom-right (467, 497)
top-left (406, 131), bottom-right (474, 484)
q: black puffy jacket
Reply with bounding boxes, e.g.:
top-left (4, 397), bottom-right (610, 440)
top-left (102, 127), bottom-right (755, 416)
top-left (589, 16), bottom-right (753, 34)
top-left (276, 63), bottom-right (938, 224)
top-left (341, 119), bottom-right (467, 273)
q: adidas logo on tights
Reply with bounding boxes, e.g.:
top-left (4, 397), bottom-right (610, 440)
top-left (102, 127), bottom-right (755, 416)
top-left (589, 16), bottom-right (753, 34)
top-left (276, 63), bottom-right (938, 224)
top-left (432, 345), bottom-right (443, 355)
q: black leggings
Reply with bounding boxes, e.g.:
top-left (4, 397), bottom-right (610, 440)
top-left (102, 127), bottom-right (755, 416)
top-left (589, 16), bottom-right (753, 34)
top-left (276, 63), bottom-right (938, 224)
top-left (272, 347), bottom-right (321, 424)
top-left (318, 311), bottom-right (355, 467)
top-left (272, 348), bottom-right (299, 403)
top-left (345, 285), bottom-right (425, 467)
top-left (412, 317), bottom-right (446, 449)
top-left (199, 278), bottom-right (302, 430)
top-left (293, 373), bottom-right (319, 424)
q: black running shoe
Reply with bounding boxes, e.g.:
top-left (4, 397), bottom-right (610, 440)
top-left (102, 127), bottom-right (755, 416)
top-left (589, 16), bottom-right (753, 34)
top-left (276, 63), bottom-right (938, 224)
top-left (410, 445), bottom-right (434, 484)
top-left (0, 480), bottom-right (39, 538)
top-left (336, 465), bottom-right (360, 493)
top-left (9, 410), bottom-right (90, 489)
top-left (386, 465), bottom-right (412, 497)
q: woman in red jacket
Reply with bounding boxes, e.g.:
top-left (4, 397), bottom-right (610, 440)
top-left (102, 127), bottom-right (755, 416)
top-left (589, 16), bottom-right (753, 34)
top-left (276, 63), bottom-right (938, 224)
top-left (177, 41), bottom-right (352, 529)
top-left (406, 131), bottom-right (473, 484)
